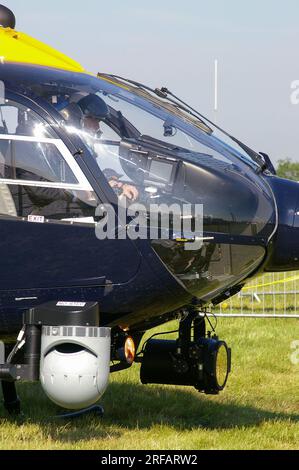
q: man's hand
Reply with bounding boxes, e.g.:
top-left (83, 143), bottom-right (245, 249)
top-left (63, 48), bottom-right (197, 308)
top-left (109, 179), bottom-right (139, 201)
top-left (121, 184), bottom-right (139, 201)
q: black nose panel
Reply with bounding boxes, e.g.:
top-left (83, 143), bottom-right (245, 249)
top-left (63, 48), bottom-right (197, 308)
top-left (265, 176), bottom-right (299, 271)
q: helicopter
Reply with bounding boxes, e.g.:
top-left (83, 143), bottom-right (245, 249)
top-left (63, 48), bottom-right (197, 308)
top-left (0, 4), bottom-right (298, 416)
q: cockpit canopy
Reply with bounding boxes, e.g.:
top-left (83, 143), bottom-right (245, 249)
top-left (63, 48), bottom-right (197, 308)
top-left (0, 63), bottom-right (276, 241)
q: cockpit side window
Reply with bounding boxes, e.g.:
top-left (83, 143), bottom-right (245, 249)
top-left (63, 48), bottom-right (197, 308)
top-left (3, 139), bottom-right (78, 185)
top-left (0, 100), bottom-right (99, 224)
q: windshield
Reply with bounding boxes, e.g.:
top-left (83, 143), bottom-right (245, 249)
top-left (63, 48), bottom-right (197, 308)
top-left (0, 64), bottom-right (261, 170)
top-left (93, 76), bottom-right (261, 171)
top-left (96, 73), bottom-right (265, 170)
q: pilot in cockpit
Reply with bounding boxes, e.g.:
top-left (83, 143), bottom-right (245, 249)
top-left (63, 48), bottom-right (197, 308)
top-left (60, 94), bottom-right (139, 202)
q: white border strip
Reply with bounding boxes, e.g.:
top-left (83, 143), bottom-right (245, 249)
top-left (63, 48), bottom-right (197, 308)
top-left (0, 135), bottom-right (59, 143)
top-left (0, 135), bottom-right (93, 191)
top-left (0, 179), bottom-right (84, 190)
top-left (55, 139), bottom-right (92, 191)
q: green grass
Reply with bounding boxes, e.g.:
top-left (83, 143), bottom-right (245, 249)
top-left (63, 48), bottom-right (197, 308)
top-left (0, 318), bottom-right (298, 450)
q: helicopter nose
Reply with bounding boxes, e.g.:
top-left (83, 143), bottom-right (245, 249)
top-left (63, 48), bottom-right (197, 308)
top-left (264, 176), bottom-right (299, 272)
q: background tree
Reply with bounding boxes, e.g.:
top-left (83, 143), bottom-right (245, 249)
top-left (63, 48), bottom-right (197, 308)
top-left (276, 159), bottom-right (299, 181)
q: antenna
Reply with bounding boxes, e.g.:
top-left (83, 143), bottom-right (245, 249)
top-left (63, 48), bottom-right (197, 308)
top-left (0, 5), bottom-right (16, 29)
top-left (214, 59), bottom-right (218, 112)
top-left (214, 59), bottom-right (218, 124)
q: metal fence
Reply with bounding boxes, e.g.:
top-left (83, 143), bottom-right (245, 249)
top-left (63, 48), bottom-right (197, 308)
top-left (213, 271), bottom-right (299, 318)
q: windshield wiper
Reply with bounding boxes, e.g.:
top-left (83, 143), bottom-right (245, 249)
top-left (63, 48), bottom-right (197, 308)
top-left (98, 73), bottom-right (267, 172)
top-left (97, 73), bottom-right (212, 134)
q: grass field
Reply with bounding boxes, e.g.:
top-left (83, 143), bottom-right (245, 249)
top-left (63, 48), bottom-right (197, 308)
top-left (0, 317), bottom-right (298, 450)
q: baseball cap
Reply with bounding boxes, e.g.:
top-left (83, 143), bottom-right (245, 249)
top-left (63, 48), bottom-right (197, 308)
top-left (77, 94), bottom-right (110, 120)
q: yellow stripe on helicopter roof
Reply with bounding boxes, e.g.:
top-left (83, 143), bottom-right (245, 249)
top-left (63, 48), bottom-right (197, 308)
top-left (0, 26), bottom-right (85, 73)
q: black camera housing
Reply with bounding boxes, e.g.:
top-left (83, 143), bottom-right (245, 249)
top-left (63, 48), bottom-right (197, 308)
top-left (140, 337), bottom-right (231, 395)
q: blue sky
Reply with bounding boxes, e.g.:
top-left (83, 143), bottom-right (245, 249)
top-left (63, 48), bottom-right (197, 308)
top-left (5, 0), bottom-right (299, 164)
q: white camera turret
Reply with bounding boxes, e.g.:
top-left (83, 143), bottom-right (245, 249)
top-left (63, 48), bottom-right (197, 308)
top-left (40, 325), bottom-right (111, 410)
